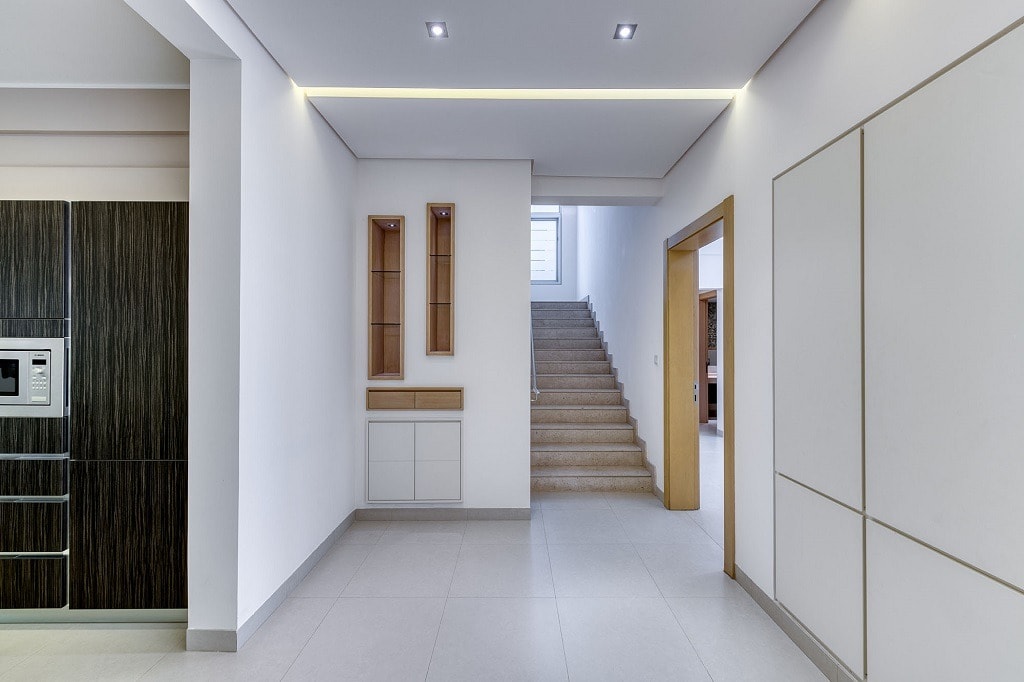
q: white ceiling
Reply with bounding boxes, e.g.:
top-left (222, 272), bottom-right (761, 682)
top-left (227, 0), bottom-right (820, 178)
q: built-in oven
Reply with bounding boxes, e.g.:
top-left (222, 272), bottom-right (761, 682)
top-left (0, 338), bottom-right (66, 418)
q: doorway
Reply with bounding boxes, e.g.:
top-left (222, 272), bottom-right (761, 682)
top-left (663, 196), bottom-right (735, 577)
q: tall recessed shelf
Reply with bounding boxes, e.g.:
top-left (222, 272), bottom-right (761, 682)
top-left (369, 215), bottom-right (405, 379)
top-left (427, 203), bottom-right (455, 355)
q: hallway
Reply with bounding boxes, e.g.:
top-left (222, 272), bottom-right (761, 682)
top-left (0, 436), bottom-right (822, 680)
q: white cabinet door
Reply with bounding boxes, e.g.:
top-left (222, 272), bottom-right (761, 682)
top-left (368, 422), bottom-right (414, 501)
top-left (414, 422), bottom-right (461, 500)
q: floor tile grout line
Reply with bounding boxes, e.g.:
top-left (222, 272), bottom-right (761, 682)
top-left (632, 531), bottom-right (716, 681)
top-left (544, 509), bottom-right (573, 682)
top-left (422, 529), bottom-right (464, 681)
top-left (277, 520), bottom-right (389, 680)
top-left (137, 649), bottom-right (173, 680)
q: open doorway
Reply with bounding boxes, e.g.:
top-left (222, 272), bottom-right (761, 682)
top-left (663, 197), bottom-right (735, 577)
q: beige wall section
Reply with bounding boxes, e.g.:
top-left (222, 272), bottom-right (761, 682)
top-left (0, 88), bottom-right (189, 201)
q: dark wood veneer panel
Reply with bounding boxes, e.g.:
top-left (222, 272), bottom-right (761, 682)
top-left (0, 557), bottom-right (66, 608)
top-left (0, 201), bottom-right (67, 319)
top-left (0, 501), bottom-right (66, 552)
top-left (71, 202), bottom-right (188, 461)
top-left (0, 319), bottom-right (66, 338)
top-left (70, 460), bottom-right (186, 609)
top-left (0, 458), bottom-right (66, 496)
top-left (0, 418), bottom-right (66, 454)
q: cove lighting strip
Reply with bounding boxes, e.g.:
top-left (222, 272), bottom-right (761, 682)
top-left (302, 87), bottom-right (737, 100)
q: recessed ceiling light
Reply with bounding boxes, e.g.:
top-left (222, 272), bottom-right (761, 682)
top-left (426, 21), bottom-right (448, 38)
top-left (614, 23), bottom-right (637, 39)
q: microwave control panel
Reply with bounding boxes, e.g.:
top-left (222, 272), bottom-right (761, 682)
top-left (29, 351), bottom-right (50, 404)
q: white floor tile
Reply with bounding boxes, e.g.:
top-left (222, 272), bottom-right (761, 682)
top-left (532, 491), bottom-right (611, 509)
top-left (667, 596), bottom-right (826, 681)
top-left (613, 507), bottom-right (717, 545)
top-left (342, 543), bottom-right (460, 597)
top-left (337, 520), bottom-right (390, 545)
top-left (557, 597), bottom-right (711, 681)
top-left (378, 520), bottom-right (466, 545)
top-left (145, 598), bottom-right (333, 681)
top-left (290, 543), bottom-right (372, 598)
top-left (542, 509), bottom-right (629, 544)
top-left (635, 543), bottom-right (744, 598)
top-left (284, 598), bottom-right (444, 682)
top-left (426, 598), bottom-right (567, 681)
top-left (462, 516), bottom-right (546, 544)
top-left (449, 544), bottom-right (554, 598)
top-left (602, 492), bottom-right (665, 509)
top-left (548, 544), bottom-right (660, 597)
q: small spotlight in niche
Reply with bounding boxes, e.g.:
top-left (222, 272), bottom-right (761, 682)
top-left (614, 23), bottom-right (637, 39)
top-left (427, 22), bottom-right (449, 38)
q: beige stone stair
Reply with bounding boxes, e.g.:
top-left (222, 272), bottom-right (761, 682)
top-left (531, 301), bottom-right (652, 493)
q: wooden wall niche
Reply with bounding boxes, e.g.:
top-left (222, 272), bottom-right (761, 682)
top-left (426, 203), bottom-right (454, 355)
top-left (369, 216), bottom-right (405, 379)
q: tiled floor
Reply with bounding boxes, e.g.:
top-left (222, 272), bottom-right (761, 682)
top-left (0, 428), bottom-right (823, 681)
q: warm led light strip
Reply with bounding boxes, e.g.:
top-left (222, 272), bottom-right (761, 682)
top-left (303, 87), bottom-right (737, 100)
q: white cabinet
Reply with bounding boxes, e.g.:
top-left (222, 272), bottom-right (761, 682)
top-left (367, 420), bottom-right (461, 502)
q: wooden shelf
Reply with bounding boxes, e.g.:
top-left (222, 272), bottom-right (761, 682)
top-left (366, 387), bottom-right (464, 411)
top-left (426, 204), bottom-right (454, 355)
top-left (369, 216), bottom-right (405, 379)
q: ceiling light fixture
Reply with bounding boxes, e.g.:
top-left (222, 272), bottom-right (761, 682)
top-left (426, 21), bottom-right (448, 38)
top-left (614, 23), bottom-right (637, 39)
top-left (303, 87), bottom-right (736, 100)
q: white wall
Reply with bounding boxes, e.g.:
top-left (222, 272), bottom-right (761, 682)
top-left (136, 0), bottom-right (361, 641)
top-left (575, 0), bottom-right (1024, 596)
top-left (531, 206), bottom-right (578, 302)
top-left (0, 88), bottom-right (188, 201)
top-left (355, 159), bottom-right (532, 510)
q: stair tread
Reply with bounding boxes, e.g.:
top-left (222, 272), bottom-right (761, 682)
top-left (531, 443), bottom-right (641, 452)
top-left (535, 388), bottom-right (620, 393)
top-left (531, 404), bottom-right (626, 410)
top-left (531, 465), bottom-right (651, 478)
top-left (531, 422), bottom-right (633, 430)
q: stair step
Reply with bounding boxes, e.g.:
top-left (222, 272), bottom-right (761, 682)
top-left (531, 444), bottom-right (642, 467)
top-left (533, 339), bottom-right (604, 350)
top-left (531, 422), bottom-right (635, 444)
top-left (536, 361), bottom-right (611, 375)
top-left (534, 389), bottom-right (623, 406)
top-left (536, 374), bottom-right (617, 389)
top-left (533, 328), bottom-right (599, 339)
top-left (530, 405), bottom-right (629, 423)
top-left (530, 466), bottom-right (652, 492)
top-left (531, 309), bottom-right (593, 319)
top-left (534, 349), bottom-right (607, 362)
top-left (531, 301), bottom-right (589, 309)
top-left (532, 318), bottom-right (596, 328)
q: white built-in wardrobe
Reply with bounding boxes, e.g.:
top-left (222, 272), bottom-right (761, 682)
top-left (773, 22), bottom-right (1024, 682)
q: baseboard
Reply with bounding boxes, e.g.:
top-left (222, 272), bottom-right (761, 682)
top-left (356, 507), bottom-right (531, 521)
top-left (186, 509), bottom-right (356, 653)
top-left (734, 564), bottom-right (861, 682)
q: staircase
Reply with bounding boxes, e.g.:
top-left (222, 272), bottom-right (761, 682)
top-left (531, 301), bottom-right (653, 492)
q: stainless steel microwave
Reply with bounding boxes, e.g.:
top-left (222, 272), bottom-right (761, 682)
top-left (0, 337), bottom-right (67, 418)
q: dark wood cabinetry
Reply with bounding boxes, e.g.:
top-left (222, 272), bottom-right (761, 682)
top-left (0, 201), bottom-right (67, 319)
top-left (69, 202), bottom-right (188, 610)
top-left (71, 202), bottom-right (188, 462)
top-left (70, 461), bottom-right (186, 609)
top-left (0, 557), bottom-right (66, 609)
top-left (0, 501), bottom-right (65, 552)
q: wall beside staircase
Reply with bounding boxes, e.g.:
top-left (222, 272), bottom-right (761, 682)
top-left (354, 159), bottom-right (533, 510)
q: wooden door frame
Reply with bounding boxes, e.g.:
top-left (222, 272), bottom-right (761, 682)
top-left (663, 196), bottom-right (735, 578)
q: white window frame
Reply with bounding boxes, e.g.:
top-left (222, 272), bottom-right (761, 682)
top-left (530, 208), bottom-right (561, 285)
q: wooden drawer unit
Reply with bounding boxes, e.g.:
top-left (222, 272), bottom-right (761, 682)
top-left (366, 387), bottom-right (463, 411)
top-left (0, 458), bottom-right (67, 496)
top-left (0, 500), bottom-right (66, 552)
top-left (0, 557), bottom-right (67, 609)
